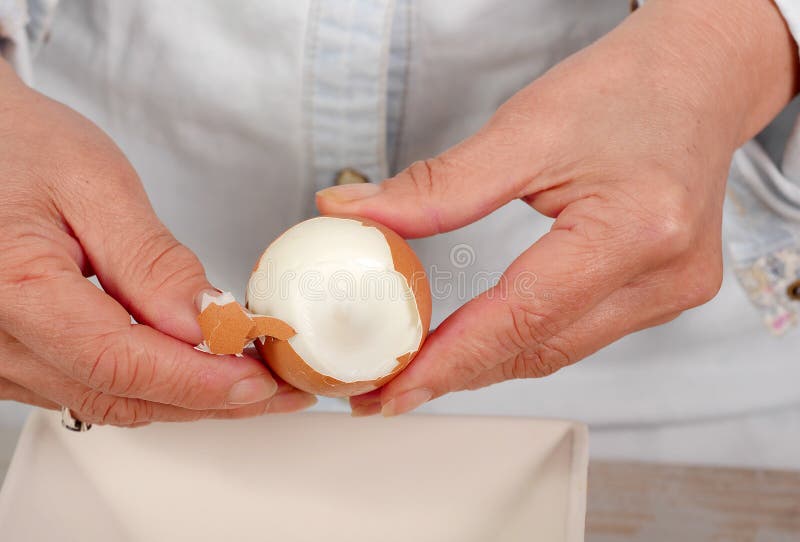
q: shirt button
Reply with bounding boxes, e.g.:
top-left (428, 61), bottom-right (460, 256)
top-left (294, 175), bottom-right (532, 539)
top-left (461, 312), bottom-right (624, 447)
top-left (334, 168), bottom-right (369, 186)
top-left (788, 279), bottom-right (800, 301)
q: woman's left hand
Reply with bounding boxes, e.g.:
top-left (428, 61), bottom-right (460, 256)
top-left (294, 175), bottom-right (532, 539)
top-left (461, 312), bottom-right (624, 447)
top-left (317, 0), bottom-right (799, 416)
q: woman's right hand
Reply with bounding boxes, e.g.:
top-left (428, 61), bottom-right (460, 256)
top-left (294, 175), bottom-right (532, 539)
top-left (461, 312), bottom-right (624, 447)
top-left (0, 61), bottom-right (316, 426)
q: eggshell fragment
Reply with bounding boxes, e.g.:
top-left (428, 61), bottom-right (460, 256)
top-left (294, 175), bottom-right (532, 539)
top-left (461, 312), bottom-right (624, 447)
top-left (250, 315), bottom-right (295, 341)
top-left (197, 294), bottom-right (295, 355)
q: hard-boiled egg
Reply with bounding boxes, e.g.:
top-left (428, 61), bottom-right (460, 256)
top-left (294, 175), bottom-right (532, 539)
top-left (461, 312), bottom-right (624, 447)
top-left (246, 215), bottom-right (431, 397)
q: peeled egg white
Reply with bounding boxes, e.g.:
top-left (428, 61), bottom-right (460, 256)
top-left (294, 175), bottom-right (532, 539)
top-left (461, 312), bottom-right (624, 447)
top-left (246, 215), bottom-right (432, 397)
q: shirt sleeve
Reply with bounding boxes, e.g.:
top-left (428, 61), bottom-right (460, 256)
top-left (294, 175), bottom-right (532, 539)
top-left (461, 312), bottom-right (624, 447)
top-left (0, 0), bottom-right (31, 83)
top-left (0, 0), bottom-right (58, 85)
top-left (725, 2), bottom-right (800, 335)
top-left (774, 0), bottom-right (800, 63)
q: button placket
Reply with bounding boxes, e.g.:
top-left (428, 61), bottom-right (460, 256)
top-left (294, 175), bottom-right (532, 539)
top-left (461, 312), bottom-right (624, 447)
top-left (305, 0), bottom-right (396, 197)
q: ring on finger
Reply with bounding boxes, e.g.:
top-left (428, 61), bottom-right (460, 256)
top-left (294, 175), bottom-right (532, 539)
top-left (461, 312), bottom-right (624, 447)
top-left (61, 406), bottom-right (92, 432)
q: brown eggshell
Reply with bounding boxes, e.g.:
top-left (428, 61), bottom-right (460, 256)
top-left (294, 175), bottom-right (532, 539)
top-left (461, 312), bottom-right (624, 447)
top-left (251, 214), bottom-right (432, 397)
top-left (254, 338), bottom-right (399, 398)
top-left (355, 216), bottom-right (433, 338)
top-left (198, 302), bottom-right (255, 355)
top-left (198, 299), bottom-right (296, 355)
top-left (249, 316), bottom-right (296, 341)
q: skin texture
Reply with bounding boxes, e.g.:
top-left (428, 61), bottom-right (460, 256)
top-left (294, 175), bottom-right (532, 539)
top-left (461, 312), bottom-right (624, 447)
top-left (316, 0), bottom-right (800, 417)
top-left (0, 62), bottom-right (315, 426)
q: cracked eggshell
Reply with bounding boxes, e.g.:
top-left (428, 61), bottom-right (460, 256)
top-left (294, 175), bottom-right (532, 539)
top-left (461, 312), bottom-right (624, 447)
top-left (197, 293), bottom-right (296, 356)
top-left (197, 301), bottom-right (254, 355)
top-left (247, 215), bottom-right (432, 397)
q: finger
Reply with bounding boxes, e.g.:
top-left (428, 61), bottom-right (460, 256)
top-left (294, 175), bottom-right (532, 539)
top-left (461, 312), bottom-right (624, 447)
top-left (458, 289), bottom-right (680, 392)
top-left (345, 173), bottom-right (687, 416)
top-left (352, 278), bottom-right (680, 416)
top-left (212, 358), bottom-right (317, 416)
top-left (349, 209), bottom-right (706, 418)
top-left (0, 334), bottom-right (219, 424)
top-left (0, 377), bottom-right (60, 410)
top-left (0, 246), bottom-right (278, 410)
top-left (263, 390), bottom-right (318, 414)
top-left (88, 222), bottom-right (216, 345)
top-left (0, 335), bottom-right (312, 425)
top-left (315, 95), bottom-right (552, 238)
top-left (412, 206), bottom-right (652, 370)
top-left (8, 94), bottom-right (212, 344)
top-left (45, 134), bottom-right (215, 344)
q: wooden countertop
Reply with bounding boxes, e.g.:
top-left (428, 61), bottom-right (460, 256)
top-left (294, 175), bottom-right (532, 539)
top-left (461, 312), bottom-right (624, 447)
top-left (586, 461), bottom-right (800, 541)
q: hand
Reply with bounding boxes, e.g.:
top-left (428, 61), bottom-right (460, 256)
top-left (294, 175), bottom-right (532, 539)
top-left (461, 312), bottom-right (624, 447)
top-left (0, 63), bottom-right (315, 425)
top-left (317, 0), bottom-right (799, 416)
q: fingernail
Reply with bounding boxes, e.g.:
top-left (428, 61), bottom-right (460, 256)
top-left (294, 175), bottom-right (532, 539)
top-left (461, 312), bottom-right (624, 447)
top-left (381, 388), bottom-right (433, 417)
top-left (194, 287), bottom-right (223, 312)
top-left (351, 401), bottom-right (382, 417)
top-left (266, 392), bottom-right (318, 414)
top-left (316, 182), bottom-right (382, 204)
top-left (226, 376), bottom-right (278, 406)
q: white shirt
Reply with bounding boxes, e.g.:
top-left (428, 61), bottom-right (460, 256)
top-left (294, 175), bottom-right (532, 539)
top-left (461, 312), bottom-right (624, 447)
top-left (2, 0), bottom-right (800, 467)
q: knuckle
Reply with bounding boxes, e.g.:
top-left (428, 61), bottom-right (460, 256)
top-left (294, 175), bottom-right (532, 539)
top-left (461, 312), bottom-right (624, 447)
top-left (647, 217), bottom-right (693, 261)
top-left (76, 389), bottom-right (101, 422)
top-left (502, 341), bottom-right (571, 381)
top-left (168, 366), bottom-right (214, 408)
top-left (640, 185), bottom-right (695, 259)
top-left (405, 159), bottom-right (438, 199)
top-left (81, 330), bottom-right (152, 396)
top-left (135, 230), bottom-right (204, 293)
top-left (578, 182), bottom-right (697, 266)
top-left (499, 303), bottom-right (559, 353)
top-left (102, 398), bottom-right (153, 426)
top-left (76, 390), bottom-right (152, 426)
top-left (0, 237), bottom-right (74, 290)
top-left (534, 340), bottom-right (573, 376)
top-left (83, 326), bottom-right (206, 408)
top-left (501, 352), bottom-right (538, 381)
top-left (695, 268), bottom-right (723, 305)
top-left (0, 253), bottom-right (74, 334)
top-left (82, 334), bottom-right (122, 392)
top-left (677, 260), bottom-right (723, 309)
top-left (401, 158), bottom-right (451, 234)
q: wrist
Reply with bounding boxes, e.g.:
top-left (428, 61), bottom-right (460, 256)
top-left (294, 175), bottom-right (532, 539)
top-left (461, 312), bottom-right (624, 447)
top-left (631, 0), bottom-right (798, 148)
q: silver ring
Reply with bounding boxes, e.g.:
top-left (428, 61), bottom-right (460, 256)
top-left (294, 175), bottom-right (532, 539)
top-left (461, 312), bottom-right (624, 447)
top-left (61, 407), bottom-right (92, 432)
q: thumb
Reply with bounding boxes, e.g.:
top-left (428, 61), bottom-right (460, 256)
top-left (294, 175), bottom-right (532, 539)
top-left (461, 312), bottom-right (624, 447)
top-left (316, 103), bottom-right (549, 238)
top-left (63, 173), bottom-right (215, 345)
top-left (92, 220), bottom-right (216, 344)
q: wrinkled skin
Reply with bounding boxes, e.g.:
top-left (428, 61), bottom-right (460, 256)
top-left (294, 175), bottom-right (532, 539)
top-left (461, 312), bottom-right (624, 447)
top-left (0, 62), bottom-right (315, 426)
top-left (316, 0), bottom-right (800, 416)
